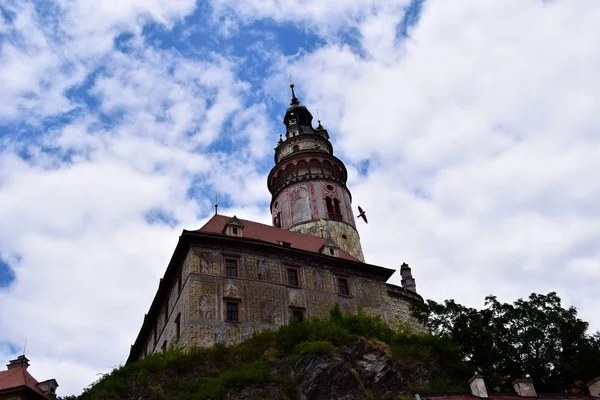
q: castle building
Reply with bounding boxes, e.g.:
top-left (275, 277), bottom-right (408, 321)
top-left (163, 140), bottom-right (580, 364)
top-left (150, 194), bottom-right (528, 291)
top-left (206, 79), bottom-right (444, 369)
top-left (0, 356), bottom-right (58, 400)
top-left (126, 85), bottom-right (423, 363)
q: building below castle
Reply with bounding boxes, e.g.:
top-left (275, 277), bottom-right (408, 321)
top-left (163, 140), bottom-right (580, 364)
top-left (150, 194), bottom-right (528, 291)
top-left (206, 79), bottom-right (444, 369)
top-left (127, 84), bottom-right (424, 363)
top-left (0, 356), bottom-right (58, 400)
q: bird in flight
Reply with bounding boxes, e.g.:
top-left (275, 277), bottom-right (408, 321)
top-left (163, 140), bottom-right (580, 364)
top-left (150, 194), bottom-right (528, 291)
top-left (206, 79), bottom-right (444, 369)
top-left (357, 206), bottom-right (368, 224)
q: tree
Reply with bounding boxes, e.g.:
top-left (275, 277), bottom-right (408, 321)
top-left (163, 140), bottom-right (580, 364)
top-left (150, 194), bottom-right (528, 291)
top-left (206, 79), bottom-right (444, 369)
top-left (412, 292), bottom-right (600, 392)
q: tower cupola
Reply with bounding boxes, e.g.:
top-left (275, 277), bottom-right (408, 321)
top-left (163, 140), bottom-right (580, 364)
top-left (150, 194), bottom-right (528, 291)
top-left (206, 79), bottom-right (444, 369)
top-left (267, 84), bottom-right (365, 261)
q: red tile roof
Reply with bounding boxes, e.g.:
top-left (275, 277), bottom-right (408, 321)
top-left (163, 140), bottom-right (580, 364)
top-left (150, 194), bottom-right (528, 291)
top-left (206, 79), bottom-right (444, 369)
top-left (421, 394), bottom-right (597, 400)
top-left (196, 214), bottom-right (360, 262)
top-left (0, 367), bottom-right (47, 397)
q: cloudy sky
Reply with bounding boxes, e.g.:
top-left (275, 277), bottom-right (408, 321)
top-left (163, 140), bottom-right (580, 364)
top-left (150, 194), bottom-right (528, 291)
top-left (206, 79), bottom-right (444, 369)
top-left (1, 0), bottom-right (600, 395)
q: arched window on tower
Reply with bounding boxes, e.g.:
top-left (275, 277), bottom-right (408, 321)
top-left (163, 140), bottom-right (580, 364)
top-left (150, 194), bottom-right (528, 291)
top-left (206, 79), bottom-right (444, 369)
top-left (333, 198), bottom-right (343, 221)
top-left (273, 212), bottom-right (281, 228)
top-left (325, 197), bottom-right (334, 219)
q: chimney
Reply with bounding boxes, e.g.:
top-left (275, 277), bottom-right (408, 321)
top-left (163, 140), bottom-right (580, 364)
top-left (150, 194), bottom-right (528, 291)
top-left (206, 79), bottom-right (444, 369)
top-left (6, 355), bottom-right (30, 370)
top-left (513, 377), bottom-right (537, 397)
top-left (469, 375), bottom-right (488, 398)
top-left (400, 263), bottom-right (417, 292)
top-left (587, 377), bottom-right (600, 397)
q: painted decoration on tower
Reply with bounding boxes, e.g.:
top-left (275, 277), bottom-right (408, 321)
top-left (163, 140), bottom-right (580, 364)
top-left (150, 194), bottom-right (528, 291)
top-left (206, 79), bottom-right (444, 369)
top-left (200, 252), bottom-right (212, 274)
top-left (199, 295), bottom-right (214, 320)
top-left (257, 259), bottom-right (269, 281)
top-left (290, 185), bottom-right (311, 225)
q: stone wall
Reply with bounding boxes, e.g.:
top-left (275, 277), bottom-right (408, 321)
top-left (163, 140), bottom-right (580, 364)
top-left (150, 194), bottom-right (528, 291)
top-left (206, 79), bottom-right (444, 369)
top-left (155, 244), bottom-right (421, 350)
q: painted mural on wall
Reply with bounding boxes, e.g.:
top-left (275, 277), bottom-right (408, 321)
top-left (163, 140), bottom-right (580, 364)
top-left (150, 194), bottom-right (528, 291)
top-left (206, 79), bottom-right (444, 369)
top-left (225, 283), bottom-right (241, 298)
top-left (314, 270), bottom-right (325, 291)
top-left (260, 300), bottom-right (277, 324)
top-left (290, 185), bottom-right (311, 225)
top-left (257, 259), bottom-right (269, 281)
top-left (200, 252), bottom-right (212, 274)
top-left (215, 326), bottom-right (227, 345)
top-left (199, 295), bottom-right (214, 320)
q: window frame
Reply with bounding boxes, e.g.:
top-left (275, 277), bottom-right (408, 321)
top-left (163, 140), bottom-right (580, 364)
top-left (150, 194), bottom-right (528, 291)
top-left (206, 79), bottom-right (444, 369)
top-left (292, 309), bottom-right (304, 322)
top-left (338, 277), bottom-right (351, 296)
top-left (225, 258), bottom-right (238, 277)
top-left (226, 301), bottom-right (240, 322)
top-left (287, 267), bottom-right (300, 287)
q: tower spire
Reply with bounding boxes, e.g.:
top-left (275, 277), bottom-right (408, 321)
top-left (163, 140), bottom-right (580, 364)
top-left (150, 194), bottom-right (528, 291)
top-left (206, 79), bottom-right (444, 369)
top-left (289, 82), bottom-right (300, 106)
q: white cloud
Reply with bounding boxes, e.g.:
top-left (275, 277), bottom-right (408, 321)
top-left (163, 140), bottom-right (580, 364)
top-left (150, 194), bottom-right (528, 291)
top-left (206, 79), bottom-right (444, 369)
top-left (2, 0), bottom-right (600, 396)
top-left (256, 0), bottom-right (600, 328)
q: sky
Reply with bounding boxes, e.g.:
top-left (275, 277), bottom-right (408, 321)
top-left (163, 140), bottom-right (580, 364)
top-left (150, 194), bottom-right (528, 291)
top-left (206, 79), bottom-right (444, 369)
top-left (1, 0), bottom-right (600, 395)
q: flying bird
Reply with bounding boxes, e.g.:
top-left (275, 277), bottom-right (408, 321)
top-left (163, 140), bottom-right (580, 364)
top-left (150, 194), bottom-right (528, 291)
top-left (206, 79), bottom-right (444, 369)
top-left (356, 206), bottom-right (368, 224)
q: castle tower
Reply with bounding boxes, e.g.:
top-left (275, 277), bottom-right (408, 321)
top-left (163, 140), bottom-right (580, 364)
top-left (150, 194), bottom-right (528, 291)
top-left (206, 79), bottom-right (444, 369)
top-left (267, 84), bottom-right (365, 262)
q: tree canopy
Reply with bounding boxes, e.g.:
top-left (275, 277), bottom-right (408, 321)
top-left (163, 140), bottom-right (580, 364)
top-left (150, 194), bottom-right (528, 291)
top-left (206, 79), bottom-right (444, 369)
top-left (412, 292), bottom-right (600, 393)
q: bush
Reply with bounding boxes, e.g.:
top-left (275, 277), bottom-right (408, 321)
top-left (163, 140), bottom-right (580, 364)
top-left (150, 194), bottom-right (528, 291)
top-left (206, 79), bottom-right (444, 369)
top-left (276, 318), bottom-right (356, 353)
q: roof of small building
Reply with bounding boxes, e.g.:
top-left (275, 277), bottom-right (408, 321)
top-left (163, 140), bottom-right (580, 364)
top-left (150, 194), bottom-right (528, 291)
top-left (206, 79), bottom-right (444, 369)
top-left (197, 214), bottom-right (359, 262)
top-left (0, 366), bottom-right (48, 398)
top-left (420, 393), bottom-right (598, 400)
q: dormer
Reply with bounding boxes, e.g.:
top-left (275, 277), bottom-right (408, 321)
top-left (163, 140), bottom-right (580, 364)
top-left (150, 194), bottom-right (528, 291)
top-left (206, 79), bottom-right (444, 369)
top-left (223, 215), bottom-right (244, 237)
top-left (320, 238), bottom-right (340, 257)
top-left (38, 379), bottom-right (59, 398)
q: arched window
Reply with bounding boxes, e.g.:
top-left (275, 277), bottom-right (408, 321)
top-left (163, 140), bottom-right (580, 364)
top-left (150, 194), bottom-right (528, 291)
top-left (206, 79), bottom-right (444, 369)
top-left (333, 165), bottom-right (342, 180)
top-left (325, 197), bottom-right (334, 218)
top-left (273, 212), bottom-right (281, 228)
top-left (292, 145), bottom-right (299, 152)
top-left (333, 198), bottom-right (343, 221)
top-left (322, 161), bottom-right (333, 176)
top-left (309, 160), bottom-right (321, 175)
top-left (297, 160), bottom-right (309, 176)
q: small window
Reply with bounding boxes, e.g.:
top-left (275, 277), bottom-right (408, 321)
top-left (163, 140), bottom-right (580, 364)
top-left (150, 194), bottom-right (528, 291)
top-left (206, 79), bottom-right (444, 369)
top-left (226, 302), bottom-right (239, 322)
top-left (175, 313), bottom-right (181, 341)
top-left (232, 227), bottom-right (238, 235)
top-left (329, 248), bottom-right (335, 256)
top-left (292, 309), bottom-right (304, 322)
top-left (293, 145), bottom-right (299, 152)
top-left (161, 340), bottom-right (167, 353)
top-left (226, 259), bottom-right (238, 277)
top-left (338, 278), bottom-right (350, 296)
top-left (287, 268), bottom-right (299, 287)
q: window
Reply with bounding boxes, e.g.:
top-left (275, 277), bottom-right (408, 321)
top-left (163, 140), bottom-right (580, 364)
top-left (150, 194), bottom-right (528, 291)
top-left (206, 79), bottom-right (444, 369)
top-left (333, 198), bottom-right (343, 221)
top-left (338, 278), bottom-right (350, 296)
top-left (225, 259), bottom-right (238, 277)
top-left (226, 302), bottom-right (239, 322)
top-left (175, 313), bottom-right (181, 341)
top-left (232, 227), bottom-right (238, 235)
top-left (161, 340), bottom-right (167, 353)
top-left (293, 145), bottom-right (299, 152)
top-left (287, 268), bottom-right (299, 287)
top-left (329, 248), bottom-right (335, 256)
top-left (292, 309), bottom-right (304, 322)
top-left (273, 212), bottom-right (281, 228)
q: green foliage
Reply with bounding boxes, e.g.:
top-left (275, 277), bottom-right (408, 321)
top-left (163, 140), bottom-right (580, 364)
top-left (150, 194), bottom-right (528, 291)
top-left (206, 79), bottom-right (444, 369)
top-left (412, 291), bottom-right (600, 392)
top-left (290, 340), bottom-right (337, 363)
top-left (276, 316), bottom-right (356, 353)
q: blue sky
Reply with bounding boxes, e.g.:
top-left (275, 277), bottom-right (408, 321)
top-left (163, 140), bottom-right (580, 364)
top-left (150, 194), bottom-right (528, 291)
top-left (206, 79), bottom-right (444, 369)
top-left (1, 0), bottom-right (600, 395)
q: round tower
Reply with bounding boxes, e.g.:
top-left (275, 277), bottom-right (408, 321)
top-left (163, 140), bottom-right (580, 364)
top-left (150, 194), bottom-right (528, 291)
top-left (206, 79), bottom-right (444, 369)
top-left (267, 84), bottom-right (365, 262)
